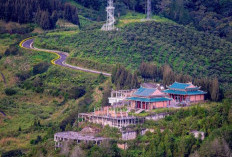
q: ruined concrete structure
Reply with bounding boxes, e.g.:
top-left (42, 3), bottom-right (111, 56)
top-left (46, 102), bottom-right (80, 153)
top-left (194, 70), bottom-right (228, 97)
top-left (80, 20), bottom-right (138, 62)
top-left (145, 113), bottom-right (170, 121)
top-left (121, 129), bottom-right (137, 140)
top-left (79, 107), bottom-right (144, 128)
top-left (108, 89), bottom-right (135, 106)
top-left (190, 130), bottom-right (205, 140)
top-left (54, 131), bottom-right (108, 148)
top-left (121, 128), bottom-right (155, 140)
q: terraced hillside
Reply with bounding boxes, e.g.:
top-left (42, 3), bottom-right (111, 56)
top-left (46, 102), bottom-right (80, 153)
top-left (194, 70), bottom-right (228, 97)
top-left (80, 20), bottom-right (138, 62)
top-left (35, 21), bottom-right (232, 92)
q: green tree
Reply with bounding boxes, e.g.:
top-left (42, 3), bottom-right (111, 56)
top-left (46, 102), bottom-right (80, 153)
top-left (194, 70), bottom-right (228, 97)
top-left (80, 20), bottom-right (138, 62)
top-left (39, 11), bottom-right (52, 30)
top-left (156, 142), bottom-right (165, 157)
top-left (210, 77), bottom-right (219, 101)
top-left (65, 123), bottom-right (72, 131)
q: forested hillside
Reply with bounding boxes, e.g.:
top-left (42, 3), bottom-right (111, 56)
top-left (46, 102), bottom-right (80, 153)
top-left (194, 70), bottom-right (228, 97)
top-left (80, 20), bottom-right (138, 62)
top-left (74, 0), bottom-right (232, 41)
top-left (0, 0), bottom-right (231, 156)
top-left (124, 100), bottom-right (232, 157)
top-left (0, 0), bottom-right (80, 29)
top-left (35, 22), bottom-right (232, 96)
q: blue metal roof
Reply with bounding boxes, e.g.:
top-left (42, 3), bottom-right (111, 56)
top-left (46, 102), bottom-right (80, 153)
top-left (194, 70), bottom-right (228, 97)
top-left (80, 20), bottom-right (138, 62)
top-left (163, 89), bottom-right (207, 95)
top-left (127, 97), bottom-right (171, 102)
top-left (168, 82), bottom-right (191, 89)
top-left (133, 87), bottom-right (156, 97)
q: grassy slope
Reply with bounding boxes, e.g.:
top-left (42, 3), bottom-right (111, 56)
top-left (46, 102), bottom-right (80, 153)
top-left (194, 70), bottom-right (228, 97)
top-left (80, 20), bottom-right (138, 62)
top-left (0, 34), bottom-right (106, 154)
top-left (34, 14), bottom-right (232, 93)
top-left (0, 34), bottom-right (19, 55)
top-left (66, 0), bottom-right (104, 22)
top-left (117, 11), bottom-right (176, 27)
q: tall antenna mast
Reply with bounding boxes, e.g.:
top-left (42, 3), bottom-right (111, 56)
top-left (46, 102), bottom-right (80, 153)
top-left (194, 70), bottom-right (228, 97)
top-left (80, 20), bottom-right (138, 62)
top-left (146, 0), bottom-right (152, 20)
top-left (101, 0), bottom-right (116, 31)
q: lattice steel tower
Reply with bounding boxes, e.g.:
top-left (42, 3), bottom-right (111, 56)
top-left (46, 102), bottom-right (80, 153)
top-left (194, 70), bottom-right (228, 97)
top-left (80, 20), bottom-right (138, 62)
top-left (146, 0), bottom-right (152, 20)
top-left (101, 0), bottom-right (116, 31)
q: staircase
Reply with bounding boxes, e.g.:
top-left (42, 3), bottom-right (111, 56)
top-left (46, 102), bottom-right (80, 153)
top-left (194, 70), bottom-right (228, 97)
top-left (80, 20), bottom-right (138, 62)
top-left (135, 109), bottom-right (144, 114)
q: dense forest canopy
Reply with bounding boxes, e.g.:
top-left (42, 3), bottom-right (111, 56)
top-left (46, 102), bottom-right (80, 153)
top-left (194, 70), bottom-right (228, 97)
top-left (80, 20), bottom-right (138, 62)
top-left (0, 0), bottom-right (80, 29)
top-left (74, 0), bottom-right (232, 41)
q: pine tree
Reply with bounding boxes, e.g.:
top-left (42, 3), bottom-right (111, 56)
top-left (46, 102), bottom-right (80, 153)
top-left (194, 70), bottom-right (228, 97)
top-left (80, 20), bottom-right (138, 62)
top-left (131, 73), bottom-right (139, 88)
top-left (24, 4), bottom-right (32, 23)
top-left (210, 77), bottom-right (219, 101)
top-left (156, 142), bottom-right (165, 157)
top-left (125, 72), bottom-right (132, 89)
top-left (111, 66), bottom-right (118, 84)
top-left (162, 64), bottom-right (174, 86)
top-left (65, 123), bottom-right (72, 131)
top-left (40, 11), bottom-right (52, 29)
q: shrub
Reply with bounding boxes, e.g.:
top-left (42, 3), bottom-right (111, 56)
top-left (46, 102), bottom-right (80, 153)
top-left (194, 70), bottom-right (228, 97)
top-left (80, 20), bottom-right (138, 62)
top-left (4, 45), bottom-right (20, 56)
top-left (1, 149), bottom-right (23, 157)
top-left (16, 71), bottom-right (31, 81)
top-left (96, 73), bottom-right (106, 84)
top-left (5, 88), bottom-right (17, 96)
top-left (33, 62), bottom-right (50, 75)
top-left (30, 135), bottom-right (42, 145)
top-left (98, 86), bottom-right (104, 91)
top-left (34, 87), bottom-right (44, 93)
top-left (68, 86), bottom-right (86, 99)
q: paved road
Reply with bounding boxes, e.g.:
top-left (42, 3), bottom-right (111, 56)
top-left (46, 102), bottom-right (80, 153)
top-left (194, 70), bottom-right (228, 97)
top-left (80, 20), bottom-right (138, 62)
top-left (21, 39), bottom-right (111, 76)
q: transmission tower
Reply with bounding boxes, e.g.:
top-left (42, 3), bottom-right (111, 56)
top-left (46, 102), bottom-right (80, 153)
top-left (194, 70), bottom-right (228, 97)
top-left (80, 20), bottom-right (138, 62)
top-left (101, 0), bottom-right (116, 31)
top-left (146, 0), bottom-right (152, 20)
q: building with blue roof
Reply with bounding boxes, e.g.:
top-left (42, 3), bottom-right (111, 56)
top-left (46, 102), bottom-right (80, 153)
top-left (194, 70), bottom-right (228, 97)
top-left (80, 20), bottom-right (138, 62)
top-left (127, 87), bottom-right (171, 110)
top-left (163, 82), bottom-right (207, 103)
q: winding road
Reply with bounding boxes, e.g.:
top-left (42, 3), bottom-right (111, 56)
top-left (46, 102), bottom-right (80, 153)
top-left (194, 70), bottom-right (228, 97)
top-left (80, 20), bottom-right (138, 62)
top-left (20, 38), bottom-right (111, 76)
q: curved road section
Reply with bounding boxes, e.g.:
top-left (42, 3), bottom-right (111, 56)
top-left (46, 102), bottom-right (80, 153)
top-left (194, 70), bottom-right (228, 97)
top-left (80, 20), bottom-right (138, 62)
top-left (21, 39), bottom-right (111, 76)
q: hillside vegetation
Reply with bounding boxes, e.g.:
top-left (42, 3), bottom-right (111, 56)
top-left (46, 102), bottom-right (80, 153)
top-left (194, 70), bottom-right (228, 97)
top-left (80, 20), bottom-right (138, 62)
top-left (72, 0), bottom-right (232, 42)
top-left (35, 21), bottom-right (232, 93)
top-left (125, 100), bottom-right (232, 157)
top-left (0, 33), bottom-right (107, 155)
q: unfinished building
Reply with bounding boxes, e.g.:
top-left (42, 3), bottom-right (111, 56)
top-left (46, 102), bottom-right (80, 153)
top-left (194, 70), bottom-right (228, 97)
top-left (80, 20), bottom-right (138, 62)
top-left (54, 131), bottom-right (108, 148)
top-left (108, 89), bottom-right (135, 106)
top-left (79, 107), bottom-right (144, 128)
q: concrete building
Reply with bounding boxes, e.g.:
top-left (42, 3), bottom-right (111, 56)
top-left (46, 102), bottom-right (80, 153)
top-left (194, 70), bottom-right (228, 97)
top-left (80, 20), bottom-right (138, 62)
top-left (108, 90), bottom-right (135, 105)
top-left (121, 128), bottom-right (154, 141)
top-left (54, 131), bottom-right (108, 148)
top-left (121, 129), bottom-right (137, 141)
top-left (78, 107), bottom-right (144, 128)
